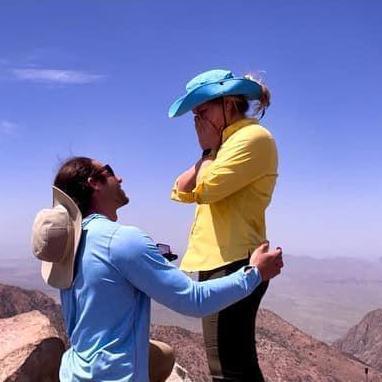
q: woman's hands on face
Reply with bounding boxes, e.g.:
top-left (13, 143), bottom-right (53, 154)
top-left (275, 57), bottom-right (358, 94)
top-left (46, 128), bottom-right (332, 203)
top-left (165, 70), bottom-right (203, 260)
top-left (194, 115), bottom-right (222, 150)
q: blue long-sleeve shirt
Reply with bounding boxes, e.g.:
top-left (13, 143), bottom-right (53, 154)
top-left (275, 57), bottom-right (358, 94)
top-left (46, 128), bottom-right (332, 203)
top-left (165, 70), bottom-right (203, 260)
top-left (59, 214), bottom-right (262, 382)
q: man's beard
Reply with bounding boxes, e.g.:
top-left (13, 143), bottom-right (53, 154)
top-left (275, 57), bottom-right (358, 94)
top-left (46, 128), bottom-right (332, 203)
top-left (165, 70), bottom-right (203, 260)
top-left (118, 189), bottom-right (129, 206)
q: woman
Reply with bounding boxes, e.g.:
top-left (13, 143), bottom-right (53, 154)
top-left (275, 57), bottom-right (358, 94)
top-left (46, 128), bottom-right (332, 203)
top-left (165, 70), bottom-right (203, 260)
top-left (169, 69), bottom-right (278, 381)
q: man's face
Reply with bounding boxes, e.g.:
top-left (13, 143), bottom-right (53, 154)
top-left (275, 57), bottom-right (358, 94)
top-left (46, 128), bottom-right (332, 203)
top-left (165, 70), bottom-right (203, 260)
top-left (192, 99), bottom-right (225, 131)
top-left (92, 161), bottom-right (129, 209)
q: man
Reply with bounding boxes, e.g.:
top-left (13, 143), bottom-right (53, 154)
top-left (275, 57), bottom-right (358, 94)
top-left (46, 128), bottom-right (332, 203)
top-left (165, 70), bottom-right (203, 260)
top-left (169, 69), bottom-right (278, 381)
top-left (32, 156), bottom-right (283, 382)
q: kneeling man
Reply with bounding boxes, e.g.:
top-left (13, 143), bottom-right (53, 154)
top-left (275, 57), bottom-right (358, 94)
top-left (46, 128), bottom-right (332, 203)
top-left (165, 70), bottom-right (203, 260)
top-left (32, 156), bottom-right (283, 382)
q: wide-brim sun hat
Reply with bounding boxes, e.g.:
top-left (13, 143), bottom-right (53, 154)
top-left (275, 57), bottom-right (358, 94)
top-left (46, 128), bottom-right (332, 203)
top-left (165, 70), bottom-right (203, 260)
top-left (168, 69), bottom-right (263, 118)
top-left (31, 186), bottom-right (82, 289)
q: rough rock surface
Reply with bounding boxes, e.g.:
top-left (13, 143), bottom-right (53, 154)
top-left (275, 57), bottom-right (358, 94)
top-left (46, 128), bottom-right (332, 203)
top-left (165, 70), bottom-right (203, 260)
top-left (3, 283), bottom-right (382, 381)
top-left (333, 308), bottom-right (382, 372)
top-left (0, 310), bottom-right (65, 382)
top-left (256, 309), bottom-right (378, 381)
top-left (152, 309), bottom-right (382, 382)
top-left (151, 325), bottom-right (208, 381)
top-left (0, 283), bottom-right (67, 346)
top-left (167, 363), bottom-right (192, 382)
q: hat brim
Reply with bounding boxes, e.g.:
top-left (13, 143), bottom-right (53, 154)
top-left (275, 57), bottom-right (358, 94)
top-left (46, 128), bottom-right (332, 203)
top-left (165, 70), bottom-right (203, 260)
top-left (168, 78), bottom-right (262, 118)
top-left (41, 186), bottom-right (82, 289)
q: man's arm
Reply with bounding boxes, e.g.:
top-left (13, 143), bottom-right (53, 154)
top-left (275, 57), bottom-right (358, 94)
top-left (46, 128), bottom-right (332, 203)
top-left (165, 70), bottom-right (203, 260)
top-left (109, 226), bottom-right (282, 318)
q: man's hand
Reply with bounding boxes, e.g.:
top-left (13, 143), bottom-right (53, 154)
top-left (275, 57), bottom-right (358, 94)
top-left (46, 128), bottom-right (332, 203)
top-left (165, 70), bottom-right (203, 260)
top-left (249, 242), bottom-right (283, 281)
top-left (194, 116), bottom-right (221, 150)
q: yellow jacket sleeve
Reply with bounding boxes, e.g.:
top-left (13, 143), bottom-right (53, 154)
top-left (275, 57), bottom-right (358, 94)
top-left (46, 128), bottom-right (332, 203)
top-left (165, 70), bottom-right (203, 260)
top-left (192, 131), bottom-right (278, 204)
top-left (170, 161), bottom-right (211, 203)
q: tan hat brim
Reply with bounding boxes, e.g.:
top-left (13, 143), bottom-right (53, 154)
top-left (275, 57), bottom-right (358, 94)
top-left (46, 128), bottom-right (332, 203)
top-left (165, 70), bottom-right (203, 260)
top-left (41, 218), bottom-right (75, 289)
top-left (41, 186), bottom-right (82, 289)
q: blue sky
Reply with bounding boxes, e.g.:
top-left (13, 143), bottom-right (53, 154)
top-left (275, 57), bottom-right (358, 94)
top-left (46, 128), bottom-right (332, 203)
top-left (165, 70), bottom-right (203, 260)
top-left (0, 0), bottom-right (381, 264)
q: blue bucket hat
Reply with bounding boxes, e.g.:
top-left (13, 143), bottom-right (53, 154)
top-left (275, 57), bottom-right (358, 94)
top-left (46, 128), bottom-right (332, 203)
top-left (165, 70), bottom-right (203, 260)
top-left (168, 69), bottom-right (262, 118)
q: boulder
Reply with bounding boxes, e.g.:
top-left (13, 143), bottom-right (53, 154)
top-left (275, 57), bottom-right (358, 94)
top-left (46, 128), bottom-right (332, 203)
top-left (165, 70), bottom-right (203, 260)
top-left (0, 283), bottom-right (68, 347)
top-left (0, 310), bottom-right (65, 382)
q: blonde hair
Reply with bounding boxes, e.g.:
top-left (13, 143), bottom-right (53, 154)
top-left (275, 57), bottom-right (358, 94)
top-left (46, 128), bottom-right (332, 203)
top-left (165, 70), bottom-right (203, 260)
top-left (244, 73), bottom-right (271, 119)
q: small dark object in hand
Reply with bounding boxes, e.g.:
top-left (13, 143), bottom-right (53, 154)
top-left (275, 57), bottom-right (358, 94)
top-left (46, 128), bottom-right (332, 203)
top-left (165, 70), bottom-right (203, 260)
top-left (156, 243), bottom-right (178, 262)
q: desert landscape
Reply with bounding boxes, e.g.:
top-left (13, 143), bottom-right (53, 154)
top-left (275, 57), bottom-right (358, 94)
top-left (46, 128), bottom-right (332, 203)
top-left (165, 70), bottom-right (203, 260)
top-left (1, 282), bottom-right (382, 381)
top-left (1, 254), bottom-right (382, 380)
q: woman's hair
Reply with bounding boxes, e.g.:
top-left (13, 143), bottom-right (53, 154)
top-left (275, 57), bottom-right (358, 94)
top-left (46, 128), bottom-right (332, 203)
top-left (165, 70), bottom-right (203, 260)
top-left (54, 156), bottom-right (106, 215)
top-left (228, 75), bottom-right (271, 119)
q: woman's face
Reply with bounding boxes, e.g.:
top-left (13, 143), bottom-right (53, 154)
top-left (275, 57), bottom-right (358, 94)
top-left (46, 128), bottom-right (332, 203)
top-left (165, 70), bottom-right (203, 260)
top-left (192, 99), bottom-right (226, 131)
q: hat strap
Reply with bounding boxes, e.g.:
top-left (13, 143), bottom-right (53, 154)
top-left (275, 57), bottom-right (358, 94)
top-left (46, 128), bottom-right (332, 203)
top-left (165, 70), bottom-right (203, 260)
top-left (220, 97), bottom-right (228, 130)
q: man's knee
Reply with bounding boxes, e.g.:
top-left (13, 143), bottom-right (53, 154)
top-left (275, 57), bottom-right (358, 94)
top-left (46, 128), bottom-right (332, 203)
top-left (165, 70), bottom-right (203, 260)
top-left (149, 340), bottom-right (175, 382)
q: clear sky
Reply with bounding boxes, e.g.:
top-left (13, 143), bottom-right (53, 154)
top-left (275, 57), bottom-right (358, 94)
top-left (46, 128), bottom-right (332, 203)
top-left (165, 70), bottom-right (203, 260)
top-left (0, 0), bottom-right (381, 264)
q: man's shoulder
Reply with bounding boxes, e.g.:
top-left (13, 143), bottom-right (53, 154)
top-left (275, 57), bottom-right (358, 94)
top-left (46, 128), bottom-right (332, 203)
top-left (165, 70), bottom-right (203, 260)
top-left (86, 216), bottom-right (142, 234)
top-left (112, 224), bottom-right (147, 240)
top-left (86, 217), bottom-right (149, 249)
top-left (110, 224), bottom-right (152, 251)
top-left (108, 224), bottom-right (157, 267)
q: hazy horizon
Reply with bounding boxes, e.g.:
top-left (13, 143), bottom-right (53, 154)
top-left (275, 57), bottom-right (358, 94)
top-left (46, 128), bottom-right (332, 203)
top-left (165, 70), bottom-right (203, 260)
top-left (2, 253), bottom-right (382, 344)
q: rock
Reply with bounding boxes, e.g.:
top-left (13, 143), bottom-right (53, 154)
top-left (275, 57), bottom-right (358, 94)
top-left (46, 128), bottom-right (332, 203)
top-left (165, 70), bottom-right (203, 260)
top-left (152, 309), bottom-right (382, 382)
top-left (256, 309), bottom-right (379, 381)
top-left (167, 363), bottom-right (193, 382)
top-left (333, 308), bottom-right (382, 372)
top-left (2, 283), bottom-right (381, 381)
top-left (0, 310), bottom-right (65, 382)
top-left (0, 283), bottom-right (68, 347)
top-left (151, 325), bottom-right (209, 381)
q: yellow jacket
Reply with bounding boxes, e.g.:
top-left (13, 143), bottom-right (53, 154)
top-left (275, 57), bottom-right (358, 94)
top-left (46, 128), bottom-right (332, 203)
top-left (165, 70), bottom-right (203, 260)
top-left (172, 118), bottom-right (278, 271)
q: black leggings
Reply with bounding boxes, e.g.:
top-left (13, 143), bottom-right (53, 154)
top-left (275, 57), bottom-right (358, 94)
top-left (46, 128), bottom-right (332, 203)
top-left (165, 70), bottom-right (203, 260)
top-left (199, 259), bottom-right (269, 382)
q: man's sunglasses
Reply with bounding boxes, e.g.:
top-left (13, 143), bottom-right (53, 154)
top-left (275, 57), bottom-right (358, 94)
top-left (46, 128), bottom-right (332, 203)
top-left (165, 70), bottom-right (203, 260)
top-left (94, 164), bottom-right (115, 178)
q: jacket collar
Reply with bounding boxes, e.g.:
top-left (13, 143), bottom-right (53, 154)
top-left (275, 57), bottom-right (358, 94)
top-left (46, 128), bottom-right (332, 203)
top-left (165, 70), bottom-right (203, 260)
top-left (222, 118), bottom-right (258, 143)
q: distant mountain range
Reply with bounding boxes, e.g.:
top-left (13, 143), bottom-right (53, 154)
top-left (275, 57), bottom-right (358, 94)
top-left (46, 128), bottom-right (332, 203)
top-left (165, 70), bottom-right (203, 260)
top-left (2, 283), bottom-right (382, 381)
top-left (2, 254), bottom-right (382, 343)
top-left (152, 254), bottom-right (382, 343)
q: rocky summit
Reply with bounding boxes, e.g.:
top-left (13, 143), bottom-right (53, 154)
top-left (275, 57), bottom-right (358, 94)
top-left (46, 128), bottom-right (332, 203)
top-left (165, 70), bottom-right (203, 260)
top-left (1, 283), bottom-right (382, 381)
top-left (333, 308), bottom-right (382, 373)
top-left (0, 283), bottom-right (67, 346)
top-left (0, 310), bottom-right (65, 381)
top-left (152, 309), bottom-right (382, 382)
